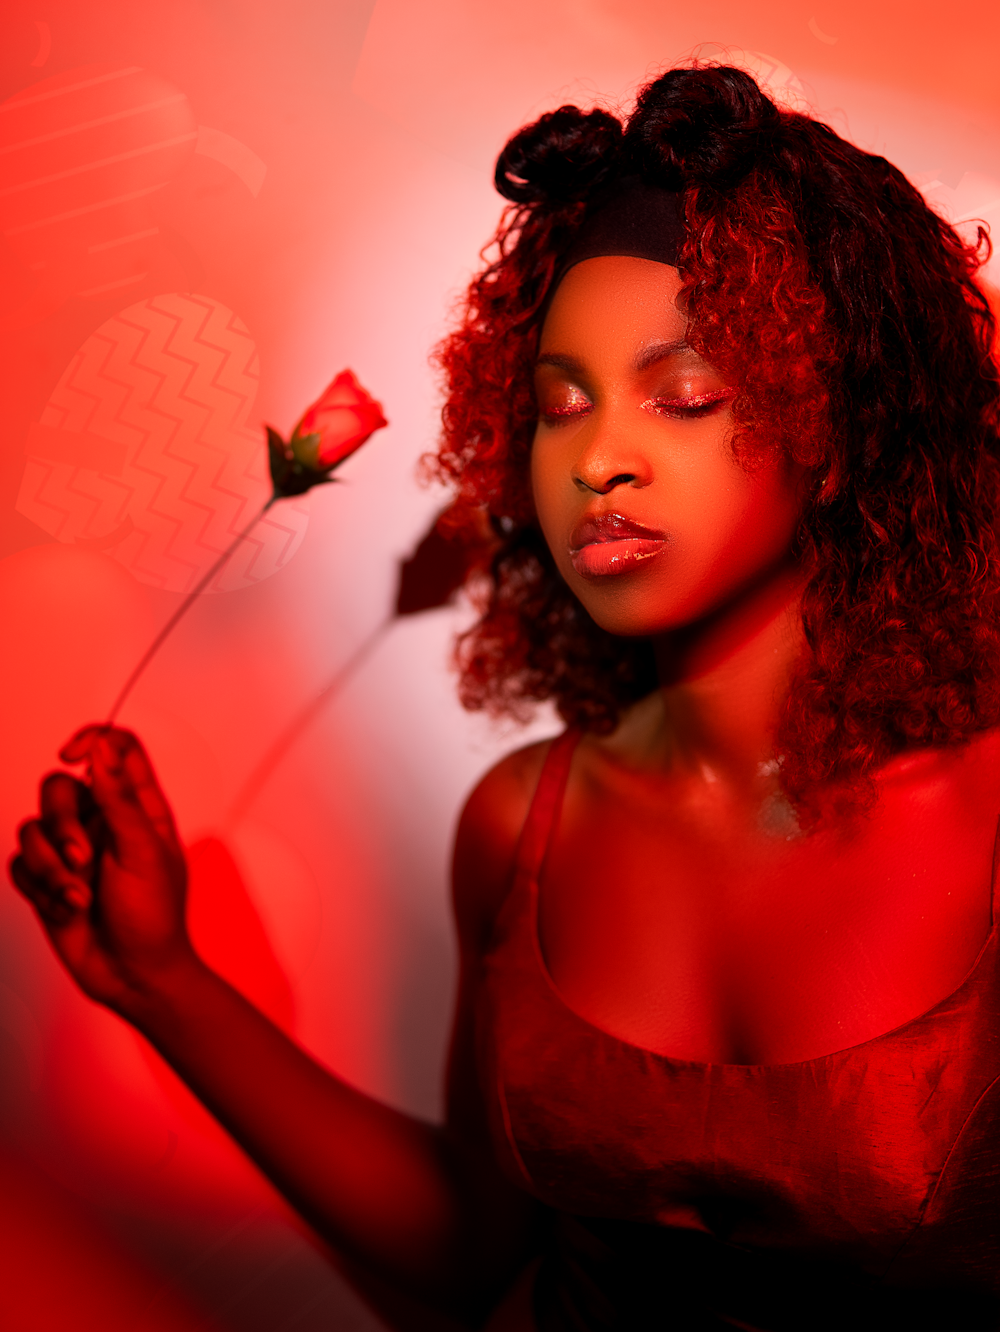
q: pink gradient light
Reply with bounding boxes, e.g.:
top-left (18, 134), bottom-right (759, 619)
top-left (1, 2), bottom-right (998, 1328)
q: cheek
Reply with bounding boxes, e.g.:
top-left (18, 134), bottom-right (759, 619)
top-left (684, 462), bottom-right (803, 585)
top-left (530, 438), bottom-right (571, 549)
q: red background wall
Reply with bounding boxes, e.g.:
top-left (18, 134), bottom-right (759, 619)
top-left (1, 2), bottom-right (998, 1327)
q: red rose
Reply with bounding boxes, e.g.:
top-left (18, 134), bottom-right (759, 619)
top-left (290, 369), bottom-right (388, 471)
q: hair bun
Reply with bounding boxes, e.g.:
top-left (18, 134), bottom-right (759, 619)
top-left (626, 65), bottom-right (782, 189)
top-left (495, 105), bottom-right (624, 204)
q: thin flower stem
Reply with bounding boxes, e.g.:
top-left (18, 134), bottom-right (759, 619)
top-left (106, 497), bottom-right (275, 725)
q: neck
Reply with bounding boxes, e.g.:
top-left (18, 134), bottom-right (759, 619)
top-left (627, 561), bottom-right (806, 786)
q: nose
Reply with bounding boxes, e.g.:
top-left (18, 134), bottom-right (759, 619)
top-left (571, 423), bottom-right (652, 495)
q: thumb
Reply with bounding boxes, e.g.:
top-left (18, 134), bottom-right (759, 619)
top-left (87, 733), bottom-right (159, 858)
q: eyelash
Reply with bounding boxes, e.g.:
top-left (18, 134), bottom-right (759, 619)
top-left (642, 389), bottom-right (734, 418)
top-left (540, 403), bottom-right (591, 423)
top-left (539, 388), bottom-right (733, 425)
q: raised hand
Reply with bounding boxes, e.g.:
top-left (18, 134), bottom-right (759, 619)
top-left (8, 725), bottom-right (537, 1313)
top-left (9, 727), bottom-right (194, 1015)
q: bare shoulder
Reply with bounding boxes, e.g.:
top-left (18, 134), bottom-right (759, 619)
top-left (451, 737), bottom-right (556, 956)
top-left (879, 725), bottom-right (1000, 798)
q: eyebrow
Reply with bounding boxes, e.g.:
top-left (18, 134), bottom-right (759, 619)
top-left (634, 338), bottom-right (691, 371)
top-left (534, 339), bottom-right (692, 375)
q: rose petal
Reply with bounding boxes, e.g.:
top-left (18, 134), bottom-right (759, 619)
top-left (298, 370), bottom-right (384, 430)
top-left (281, 368), bottom-right (388, 486)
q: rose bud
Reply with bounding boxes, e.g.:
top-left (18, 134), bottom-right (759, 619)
top-left (266, 369), bottom-right (388, 501)
top-left (289, 369), bottom-right (388, 472)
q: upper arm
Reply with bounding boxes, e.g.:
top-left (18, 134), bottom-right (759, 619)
top-left (451, 739), bottom-right (551, 961)
top-left (441, 740), bottom-right (553, 1290)
top-left (446, 737), bottom-right (551, 1131)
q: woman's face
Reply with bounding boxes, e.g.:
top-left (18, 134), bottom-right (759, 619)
top-left (531, 256), bottom-right (807, 639)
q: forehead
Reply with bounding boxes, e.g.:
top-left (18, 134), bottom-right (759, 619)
top-left (539, 256), bottom-right (686, 358)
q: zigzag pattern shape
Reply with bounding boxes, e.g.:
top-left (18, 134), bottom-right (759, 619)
top-left (17, 292), bottom-right (308, 593)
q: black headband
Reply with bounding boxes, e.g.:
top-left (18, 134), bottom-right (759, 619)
top-left (550, 177), bottom-right (685, 295)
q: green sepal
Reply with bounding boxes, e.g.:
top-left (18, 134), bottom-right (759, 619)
top-left (265, 425), bottom-right (336, 500)
top-left (289, 429), bottom-right (322, 470)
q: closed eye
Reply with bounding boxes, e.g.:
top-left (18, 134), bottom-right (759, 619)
top-left (643, 388), bottom-right (734, 419)
top-left (539, 401), bottom-right (593, 425)
top-left (537, 383), bottom-right (594, 425)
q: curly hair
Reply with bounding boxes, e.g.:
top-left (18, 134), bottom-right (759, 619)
top-left (431, 63), bottom-right (1000, 813)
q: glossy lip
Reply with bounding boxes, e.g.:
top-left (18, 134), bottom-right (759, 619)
top-left (569, 512), bottom-right (668, 578)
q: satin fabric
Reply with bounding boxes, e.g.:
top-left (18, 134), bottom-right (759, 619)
top-left (477, 730), bottom-right (1000, 1330)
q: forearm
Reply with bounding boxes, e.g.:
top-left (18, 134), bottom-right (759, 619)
top-left (120, 955), bottom-right (508, 1310)
top-left (13, 728), bottom-right (541, 1321)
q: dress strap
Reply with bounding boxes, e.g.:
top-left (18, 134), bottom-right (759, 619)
top-left (991, 800), bottom-right (1000, 928)
top-left (513, 729), bottom-right (581, 884)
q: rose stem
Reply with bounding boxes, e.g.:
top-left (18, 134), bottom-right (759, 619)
top-left (223, 614), bottom-right (392, 831)
top-left (105, 497), bottom-right (276, 726)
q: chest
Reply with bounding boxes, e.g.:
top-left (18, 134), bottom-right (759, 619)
top-left (537, 755), bottom-right (998, 1064)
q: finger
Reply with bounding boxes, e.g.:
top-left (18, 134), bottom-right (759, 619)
top-left (39, 773), bottom-right (94, 871)
top-left (63, 728), bottom-right (172, 822)
top-left (81, 752), bottom-right (156, 862)
top-left (90, 731), bottom-right (181, 850)
top-left (10, 857), bottom-right (89, 934)
top-left (18, 818), bottom-right (90, 893)
top-left (11, 828), bottom-right (92, 912)
top-left (61, 726), bottom-right (182, 857)
top-left (77, 734), bottom-right (174, 863)
top-left (59, 724), bottom-right (109, 765)
top-left (10, 854), bottom-right (67, 914)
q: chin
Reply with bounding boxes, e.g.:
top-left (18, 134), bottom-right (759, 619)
top-left (571, 580), bottom-right (679, 639)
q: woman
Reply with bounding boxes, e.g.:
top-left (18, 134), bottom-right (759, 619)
top-left (10, 64), bottom-right (1000, 1330)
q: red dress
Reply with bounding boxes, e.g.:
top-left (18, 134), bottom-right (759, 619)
top-left (477, 730), bottom-right (1000, 1330)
